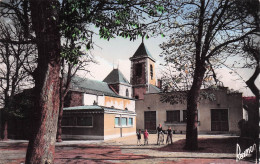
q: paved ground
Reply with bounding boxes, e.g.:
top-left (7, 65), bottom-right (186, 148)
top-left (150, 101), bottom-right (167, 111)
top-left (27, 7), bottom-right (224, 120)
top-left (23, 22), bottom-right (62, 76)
top-left (0, 134), bottom-right (256, 164)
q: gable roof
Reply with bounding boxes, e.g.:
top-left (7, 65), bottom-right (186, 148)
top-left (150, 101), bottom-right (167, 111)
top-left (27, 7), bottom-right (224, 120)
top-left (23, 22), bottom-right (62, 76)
top-left (70, 76), bottom-right (134, 100)
top-left (71, 76), bottom-right (117, 96)
top-left (103, 69), bottom-right (130, 85)
top-left (130, 42), bottom-right (155, 61)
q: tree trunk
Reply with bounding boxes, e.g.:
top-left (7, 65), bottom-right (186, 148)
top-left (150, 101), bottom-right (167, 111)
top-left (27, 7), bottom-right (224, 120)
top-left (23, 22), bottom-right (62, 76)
top-left (25, 0), bottom-right (61, 163)
top-left (56, 58), bottom-right (64, 142)
top-left (3, 120), bottom-right (8, 140)
top-left (1, 110), bottom-right (8, 140)
top-left (57, 59), bottom-right (71, 142)
top-left (185, 64), bottom-right (206, 150)
top-left (56, 98), bottom-right (64, 142)
top-left (246, 61), bottom-right (259, 162)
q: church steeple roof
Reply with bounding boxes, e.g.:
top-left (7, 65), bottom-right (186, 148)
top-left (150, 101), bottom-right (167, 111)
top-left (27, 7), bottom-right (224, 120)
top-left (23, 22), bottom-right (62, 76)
top-left (130, 42), bottom-right (155, 62)
top-left (103, 68), bottom-right (130, 85)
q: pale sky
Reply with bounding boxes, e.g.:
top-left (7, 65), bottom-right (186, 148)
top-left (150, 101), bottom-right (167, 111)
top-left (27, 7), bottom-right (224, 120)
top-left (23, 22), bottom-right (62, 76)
top-left (79, 34), bottom-right (259, 97)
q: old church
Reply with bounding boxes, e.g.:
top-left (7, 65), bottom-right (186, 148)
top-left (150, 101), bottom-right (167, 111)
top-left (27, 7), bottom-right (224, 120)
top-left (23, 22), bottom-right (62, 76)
top-left (61, 41), bottom-right (243, 140)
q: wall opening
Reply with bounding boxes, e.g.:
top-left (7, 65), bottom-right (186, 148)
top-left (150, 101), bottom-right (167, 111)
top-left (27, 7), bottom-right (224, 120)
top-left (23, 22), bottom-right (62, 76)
top-left (150, 64), bottom-right (153, 80)
top-left (135, 63), bottom-right (142, 77)
top-left (126, 89), bottom-right (129, 97)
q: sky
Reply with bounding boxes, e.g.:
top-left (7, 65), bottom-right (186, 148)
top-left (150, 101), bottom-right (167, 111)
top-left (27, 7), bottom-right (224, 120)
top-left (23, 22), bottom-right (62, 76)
top-left (79, 34), bottom-right (259, 97)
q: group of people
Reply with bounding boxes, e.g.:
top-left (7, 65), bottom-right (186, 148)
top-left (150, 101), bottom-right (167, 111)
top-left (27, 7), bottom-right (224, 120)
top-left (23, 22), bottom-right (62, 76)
top-left (136, 124), bottom-right (173, 146)
top-left (136, 129), bottom-right (149, 145)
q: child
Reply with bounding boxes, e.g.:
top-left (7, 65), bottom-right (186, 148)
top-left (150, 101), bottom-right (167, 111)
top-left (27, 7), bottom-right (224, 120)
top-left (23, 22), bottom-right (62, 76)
top-left (166, 126), bottom-right (173, 144)
top-left (144, 129), bottom-right (149, 145)
top-left (136, 129), bottom-right (141, 146)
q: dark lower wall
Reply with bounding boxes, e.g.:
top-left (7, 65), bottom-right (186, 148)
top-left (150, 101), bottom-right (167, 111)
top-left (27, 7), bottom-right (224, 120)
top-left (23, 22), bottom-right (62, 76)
top-left (6, 118), bottom-right (32, 140)
top-left (62, 112), bottom-right (104, 137)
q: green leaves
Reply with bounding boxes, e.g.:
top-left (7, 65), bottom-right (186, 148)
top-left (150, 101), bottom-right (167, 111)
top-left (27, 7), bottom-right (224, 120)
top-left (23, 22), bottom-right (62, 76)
top-left (155, 5), bottom-right (164, 13)
top-left (60, 42), bottom-right (90, 65)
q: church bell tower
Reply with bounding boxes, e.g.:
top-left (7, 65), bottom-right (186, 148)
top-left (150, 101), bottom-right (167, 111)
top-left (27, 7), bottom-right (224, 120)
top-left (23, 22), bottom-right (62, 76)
top-left (130, 41), bottom-right (156, 99)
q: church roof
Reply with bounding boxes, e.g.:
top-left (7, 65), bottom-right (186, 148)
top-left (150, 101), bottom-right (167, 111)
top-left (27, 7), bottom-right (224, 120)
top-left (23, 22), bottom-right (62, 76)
top-left (130, 42), bottom-right (155, 61)
top-left (71, 76), bottom-right (117, 96)
top-left (103, 68), bottom-right (130, 85)
top-left (70, 76), bottom-right (133, 99)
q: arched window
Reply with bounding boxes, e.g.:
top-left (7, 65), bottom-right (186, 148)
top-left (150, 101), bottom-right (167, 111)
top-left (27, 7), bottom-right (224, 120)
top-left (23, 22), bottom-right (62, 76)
top-left (126, 89), bottom-right (129, 97)
top-left (150, 64), bottom-right (153, 80)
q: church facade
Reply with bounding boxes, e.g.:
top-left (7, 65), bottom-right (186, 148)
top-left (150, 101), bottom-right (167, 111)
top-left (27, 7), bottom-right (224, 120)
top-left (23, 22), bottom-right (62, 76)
top-left (62, 41), bottom-right (243, 140)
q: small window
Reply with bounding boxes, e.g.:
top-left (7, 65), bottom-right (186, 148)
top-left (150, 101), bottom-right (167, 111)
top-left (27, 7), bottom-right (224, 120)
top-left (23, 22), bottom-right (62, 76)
top-left (121, 117), bottom-right (127, 126)
top-left (166, 110), bottom-right (180, 122)
top-left (115, 117), bottom-right (120, 126)
top-left (77, 116), bottom-right (93, 126)
top-left (183, 110), bottom-right (187, 122)
top-left (126, 89), bottom-right (129, 97)
top-left (135, 95), bottom-right (139, 99)
top-left (150, 64), bottom-right (153, 80)
top-left (128, 118), bottom-right (133, 126)
top-left (135, 63), bottom-right (142, 77)
top-left (62, 117), bottom-right (76, 126)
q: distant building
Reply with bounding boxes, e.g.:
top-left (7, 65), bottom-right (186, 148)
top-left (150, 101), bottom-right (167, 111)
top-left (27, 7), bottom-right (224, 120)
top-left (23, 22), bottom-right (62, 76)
top-left (135, 88), bottom-right (243, 134)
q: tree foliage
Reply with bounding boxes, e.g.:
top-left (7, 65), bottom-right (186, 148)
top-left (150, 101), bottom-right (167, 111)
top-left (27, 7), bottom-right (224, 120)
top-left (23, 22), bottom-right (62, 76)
top-left (159, 0), bottom-right (257, 150)
top-left (0, 0), bottom-right (169, 163)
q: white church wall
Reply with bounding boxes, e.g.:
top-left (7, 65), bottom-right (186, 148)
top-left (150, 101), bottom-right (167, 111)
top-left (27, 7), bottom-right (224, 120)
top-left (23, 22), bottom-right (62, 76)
top-left (119, 84), bottom-right (132, 98)
top-left (83, 93), bottom-right (105, 106)
top-left (104, 96), bottom-right (135, 111)
top-left (83, 93), bottom-right (97, 106)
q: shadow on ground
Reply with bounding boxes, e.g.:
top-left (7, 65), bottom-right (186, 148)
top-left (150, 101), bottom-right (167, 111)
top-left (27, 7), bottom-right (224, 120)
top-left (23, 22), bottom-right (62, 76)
top-left (156, 137), bottom-right (238, 153)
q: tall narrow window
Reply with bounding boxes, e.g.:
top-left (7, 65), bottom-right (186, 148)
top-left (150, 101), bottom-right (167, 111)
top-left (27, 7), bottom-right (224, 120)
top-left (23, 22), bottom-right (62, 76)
top-left (115, 117), bottom-right (120, 126)
top-left (128, 118), bottom-right (133, 126)
top-left (121, 117), bottom-right (127, 126)
top-left (135, 63), bottom-right (142, 77)
top-left (126, 89), bottom-right (129, 97)
top-left (150, 64), bottom-right (153, 79)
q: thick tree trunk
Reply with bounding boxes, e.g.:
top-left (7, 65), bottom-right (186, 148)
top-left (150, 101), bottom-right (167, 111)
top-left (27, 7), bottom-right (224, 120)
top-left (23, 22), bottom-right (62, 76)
top-left (25, 0), bottom-right (61, 163)
top-left (185, 64), bottom-right (206, 150)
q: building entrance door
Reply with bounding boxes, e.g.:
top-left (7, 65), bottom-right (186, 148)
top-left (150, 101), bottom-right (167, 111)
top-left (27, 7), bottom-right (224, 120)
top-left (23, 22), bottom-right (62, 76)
top-left (211, 109), bottom-right (229, 131)
top-left (144, 111), bottom-right (156, 130)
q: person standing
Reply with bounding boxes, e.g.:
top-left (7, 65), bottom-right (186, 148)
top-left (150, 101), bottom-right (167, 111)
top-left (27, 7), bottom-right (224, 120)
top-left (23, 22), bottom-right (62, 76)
top-left (157, 124), bottom-right (163, 145)
top-left (136, 129), bottom-right (141, 146)
top-left (144, 129), bottom-right (149, 145)
top-left (166, 126), bottom-right (173, 144)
